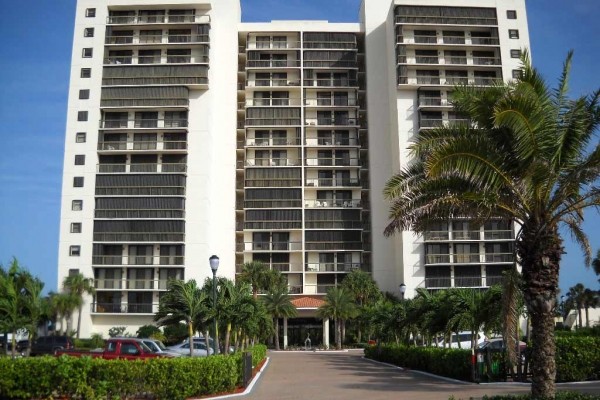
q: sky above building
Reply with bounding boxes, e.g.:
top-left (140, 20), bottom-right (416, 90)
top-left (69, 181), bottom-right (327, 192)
top-left (0, 0), bottom-right (598, 295)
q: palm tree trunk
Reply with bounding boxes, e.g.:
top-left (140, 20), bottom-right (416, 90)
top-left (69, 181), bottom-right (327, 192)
top-left (336, 319), bottom-right (342, 350)
top-left (77, 305), bottom-right (83, 339)
top-left (224, 322), bottom-right (232, 356)
top-left (188, 323), bottom-right (194, 357)
top-left (274, 318), bottom-right (280, 350)
top-left (519, 228), bottom-right (561, 399)
top-left (585, 307), bottom-right (590, 327)
top-left (578, 308), bottom-right (583, 328)
top-left (204, 330), bottom-right (210, 356)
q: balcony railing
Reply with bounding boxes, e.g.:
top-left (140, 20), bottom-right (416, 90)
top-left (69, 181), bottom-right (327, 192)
top-left (246, 41), bottom-right (301, 50)
top-left (245, 118), bottom-right (302, 127)
top-left (237, 241), bottom-right (303, 251)
top-left (304, 158), bottom-right (360, 167)
top-left (100, 98), bottom-right (189, 108)
top-left (471, 37), bottom-right (500, 46)
top-left (92, 255), bottom-right (184, 265)
top-left (425, 277), bottom-right (488, 289)
top-left (305, 199), bottom-right (361, 208)
top-left (304, 138), bottom-right (360, 146)
top-left (96, 163), bottom-right (187, 173)
top-left (303, 60), bottom-right (358, 68)
top-left (99, 119), bottom-right (189, 129)
top-left (243, 221), bottom-right (302, 230)
top-left (98, 141), bottom-right (187, 151)
top-left (473, 57), bottom-right (501, 66)
top-left (305, 178), bottom-right (360, 187)
top-left (91, 302), bottom-right (159, 314)
top-left (244, 178), bottom-right (302, 187)
top-left (304, 241), bottom-right (363, 250)
top-left (444, 77), bottom-right (469, 85)
top-left (483, 230), bottom-right (513, 240)
top-left (93, 232), bottom-right (185, 242)
top-left (415, 56), bottom-right (439, 64)
top-left (442, 36), bottom-right (465, 44)
top-left (419, 119), bottom-right (444, 128)
top-left (246, 60), bottom-right (300, 68)
top-left (244, 138), bottom-right (301, 146)
top-left (418, 97), bottom-right (448, 107)
top-left (303, 41), bottom-right (357, 50)
top-left (305, 263), bottom-right (361, 272)
top-left (473, 77), bottom-right (503, 86)
top-left (413, 35), bottom-right (438, 44)
top-left (106, 14), bottom-right (210, 25)
top-left (102, 76), bottom-right (208, 86)
top-left (304, 284), bottom-right (337, 294)
top-left (242, 199), bottom-right (302, 208)
top-left (452, 231), bottom-right (481, 240)
top-left (416, 76), bottom-right (441, 85)
top-left (425, 254), bottom-right (451, 264)
top-left (303, 79), bottom-right (359, 88)
top-left (445, 56), bottom-right (467, 65)
top-left (244, 158), bottom-right (300, 167)
top-left (305, 220), bottom-right (363, 229)
top-left (484, 253), bottom-right (514, 263)
top-left (395, 15), bottom-right (498, 25)
top-left (304, 98), bottom-right (359, 107)
top-left (95, 209), bottom-right (185, 218)
top-left (103, 55), bottom-right (209, 65)
top-left (425, 253), bottom-right (514, 264)
top-left (305, 118), bottom-right (360, 127)
top-left (245, 98), bottom-right (302, 107)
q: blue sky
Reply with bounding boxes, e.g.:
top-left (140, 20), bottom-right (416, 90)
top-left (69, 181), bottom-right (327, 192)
top-left (0, 0), bottom-right (598, 295)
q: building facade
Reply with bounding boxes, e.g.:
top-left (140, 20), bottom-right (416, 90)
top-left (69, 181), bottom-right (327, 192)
top-left (58, 0), bottom-right (529, 339)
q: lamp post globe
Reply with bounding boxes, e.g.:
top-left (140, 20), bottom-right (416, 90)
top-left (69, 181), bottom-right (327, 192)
top-left (209, 255), bottom-right (219, 355)
top-left (399, 283), bottom-right (407, 300)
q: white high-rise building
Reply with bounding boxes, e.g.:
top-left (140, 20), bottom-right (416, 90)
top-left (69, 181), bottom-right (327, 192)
top-left (58, 0), bottom-right (529, 340)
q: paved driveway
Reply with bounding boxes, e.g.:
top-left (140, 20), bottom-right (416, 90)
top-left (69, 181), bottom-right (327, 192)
top-left (245, 350), bottom-right (600, 400)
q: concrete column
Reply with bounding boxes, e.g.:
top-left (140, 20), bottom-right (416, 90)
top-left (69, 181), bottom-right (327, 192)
top-left (283, 317), bottom-right (288, 349)
top-left (322, 318), bottom-right (329, 349)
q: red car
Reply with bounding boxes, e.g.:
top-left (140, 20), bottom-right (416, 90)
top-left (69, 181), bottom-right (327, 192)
top-left (56, 338), bottom-right (170, 360)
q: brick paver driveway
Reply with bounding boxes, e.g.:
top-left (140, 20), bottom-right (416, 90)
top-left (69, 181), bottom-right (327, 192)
top-left (245, 350), bottom-right (600, 400)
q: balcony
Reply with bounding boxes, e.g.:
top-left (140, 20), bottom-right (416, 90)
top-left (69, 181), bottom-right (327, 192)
top-left (416, 76), bottom-right (441, 85)
top-left (425, 254), bottom-right (451, 264)
top-left (304, 137), bottom-right (360, 146)
top-left (243, 199), bottom-right (302, 208)
top-left (103, 55), bottom-right (209, 65)
top-left (98, 140), bottom-right (187, 151)
top-left (413, 35), bottom-right (437, 44)
top-left (473, 57), bottom-right (501, 66)
top-left (305, 178), bottom-right (360, 187)
top-left (445, 56), bottom-right (467, 65)
top-left (305, 199), bottom-right (361, 208)
top-left (304, 284), bottom-right (337, 294)
top-left (303, 79), bottom-right (359, 88)
top-left (245, 118), bottom-right (302, 127)
top-left (473, 77), bottom-right (503, 86)
top-left (484, 253), bottom-right (514, 263)
top-left (245, 98), bottom-right (302, 107)
top-left (95, 186), bottom-right (186, 196)
top-left (424, 276), bottom-right (486, 289)
top-left (95, 209), bottom-right (185, 218)
top-left (92, 255), bottom-right (184, 266)
top-left (418, 97), bottom-right (448, 107)
top-left (246, 60), bottom-right (300, 68)
top-left (93, 232), bottom-right (185, 242)
top-left (452, 231), bottom-right (481, 240)
top-left (244, 178), bottom-right (302, 188)
top-left (96, 163), bottom-right (187, 173)
top-left (246, 41), bottom-right (301, 50)
top-left (304, 98), bottom-right (359, 107)
top-left (100, 98), bottom-right (189, 108)
top-left (303, 60), bottom-right (358, 69)
top-left (237, 241), bottom-right (303, 251)
top-left (470, 37), bottom-right (500, 46)
top-left (395, 14), bottom-right (497, 26)
top-left (243, 221), bottom-right (302, 230)
top-left (99, 119), bottom-right (188, 130)
top-left (304, 157), bottom-right (360, 167)
top-left (91, 302), bottom-right (158, 314)
top-left (419, 119), bottom-right (443, 129)
top-left (243, 138), bottom-right (301, 147)
top-left (442, 36), bottom-right (465, 44)
top-left (425, 253), bottom-right (514, 265)
top-left (415, 56), bottom-right (439, 64)
top-left (483, 230), bottom-right (513, 240)
top-left (304, 241), bottom-right (363, 250)
top-left (106, 14), bottom-right (210, 25)
top-left (444, 77), bottom-right (469, 85)
top-left (305, 220), bottom-right (363, 229)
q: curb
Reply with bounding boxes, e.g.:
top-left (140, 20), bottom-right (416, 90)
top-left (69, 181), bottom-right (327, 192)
top-left (196, 357), bottom-right (271, 399)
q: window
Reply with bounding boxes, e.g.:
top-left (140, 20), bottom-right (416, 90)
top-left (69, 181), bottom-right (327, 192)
top-left (506, 10), bottom-right (517, 19)
top-left (74, 155), bottom-right (85, 165)
top-left (71, 223), bottom-right (82, 233)
top-left (73, 177), bottom-right (84, 187)
top-left (82, 48), bottom-right (93, 58)
top-left (85, 8), bottom-right (96, 17)
top-left (76, 132), bottom-right (86, 143)
top-left (69, 246), bottom-right (81, 256)
top-left (77, 111), bottom-right (88, 121)
top-left (72, 200), bottom-right (83, 211)
top-left (80, 68), bottom-right (91, 78)
top-left (79, 89), bottom-right (90, 99)
top-left (84, 28), bottom-right (94, 37)
top-left (510, 49), bottom-right (521, 58)
top-left (512, 69), bottom-right (523, 79)
top-left (509, 30), bottom-right (519, 39)
top-left (68, 268), bottom-right (80, 276)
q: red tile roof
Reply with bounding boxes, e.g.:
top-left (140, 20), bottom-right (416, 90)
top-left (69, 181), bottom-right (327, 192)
top-left (291, 296), bottom-right (325, 309)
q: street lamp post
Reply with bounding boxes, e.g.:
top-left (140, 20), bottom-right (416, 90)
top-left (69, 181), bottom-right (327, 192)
top-left (209, 255), bottom-right (220, 355)
top-left (399, 283), bottom-right (407, 300)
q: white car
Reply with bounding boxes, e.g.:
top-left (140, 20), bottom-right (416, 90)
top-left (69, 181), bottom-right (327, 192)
top-left (167, 341), bottom-right (213, 357)
top-left (141, 339), bottom-right (182, 357)
top-left (437, 331), bottom-right (486, 349)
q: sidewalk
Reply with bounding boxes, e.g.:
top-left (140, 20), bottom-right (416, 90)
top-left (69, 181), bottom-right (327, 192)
top-left (242, 350), bottom-right (600, 400)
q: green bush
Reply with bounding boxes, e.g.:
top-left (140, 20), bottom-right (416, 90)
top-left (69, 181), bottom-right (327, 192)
top-left (0, 345), bottom-right (267, 400)
top-left (364, 344), bottom-right (472, 381)
top-left (555, 335), bottom-right (600, 382)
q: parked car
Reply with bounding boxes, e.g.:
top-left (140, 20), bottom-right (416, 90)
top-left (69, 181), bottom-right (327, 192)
top-left (184, 337), bottom-right (234, 354)
top-left (437, 331), bottom-right (486, 349)
top-left (30, 336), bottom-right (74, 356)
top-left (140, 338), bottom-right (182, 357)
top-left (167, 341), bottom-right (213, 357)
top-left (56, 338), bottom-right (169, 360)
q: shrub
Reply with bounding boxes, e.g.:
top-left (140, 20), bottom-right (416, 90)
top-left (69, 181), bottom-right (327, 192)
top-left (478, 392), bottom-right (600, 400)
top-left (136, 324), bottom-right (161, 338)
top-left (0, 345), bottom-right (267, 400)
top-left (555, 335), bottom-right (600, 382)
top-left (364, 344), bottom-right (472, 381)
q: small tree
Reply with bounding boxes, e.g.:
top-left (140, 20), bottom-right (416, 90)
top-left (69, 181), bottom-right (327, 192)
top-left (318, 287), bottom-right (357, 350)
top-left (62, 273), bottom-right (96, 339)
top-left (262, 286), bottom-right (297, 350)
top-left (136, 324), bottom-right (161, 338)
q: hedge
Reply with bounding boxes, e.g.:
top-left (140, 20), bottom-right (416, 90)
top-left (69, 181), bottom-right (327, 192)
top-left (366, 335), bottom-right (600, 383)
top-left (0, 345), bottom-right (267, 400)
top-left (477, 392), bottom-right (600, 400)
top-left (364, 344), bottom-right (472, 381)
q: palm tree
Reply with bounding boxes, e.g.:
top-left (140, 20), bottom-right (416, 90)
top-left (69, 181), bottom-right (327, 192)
top-left (592, 250), bottom-right (600, 283)
top-left (52, 292), bottom-right (79, 335)
top-left (238, 261), bottom-right (269, 298)
top-left (262, 286), bottom-right (297, 350)
top-left (566, 283), bottom-right (586, 328)
top-left (341, 270), bottom-right (382, 342)
top-left (581, 288), bottom-right (599, 327)
top-left (383, 52), bottom-right (600, 398)
top-left (154, 279), bottom-right (209, 357)
top-left (317, 287), bottom-right (357, 350)
top-left (62, 273), bottom-right (96, 339)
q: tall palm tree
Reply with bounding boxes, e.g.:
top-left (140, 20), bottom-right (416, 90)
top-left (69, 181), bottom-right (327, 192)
top-left (383, 51), bottom-right (600, 398)
top-left (592, 250), bottom-right (600, 283)
top-left (317, 287), bottom-right (357, 350)
top-left (581, 288), bottom-right (599, 328)
top-left (62, 273), bottom-right (96, 339)
top-left (154, 279), bottom-right (209, 356)
top-left (238, 261), bottom-right (269, 298)
top-left (262, 286), bottom-right (297, 350)
top-left (52, 292), bottom-right (80, 335)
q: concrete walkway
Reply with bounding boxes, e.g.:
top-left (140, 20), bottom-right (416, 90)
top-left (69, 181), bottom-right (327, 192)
top-left (244, 350), bottom-right (600, 400)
